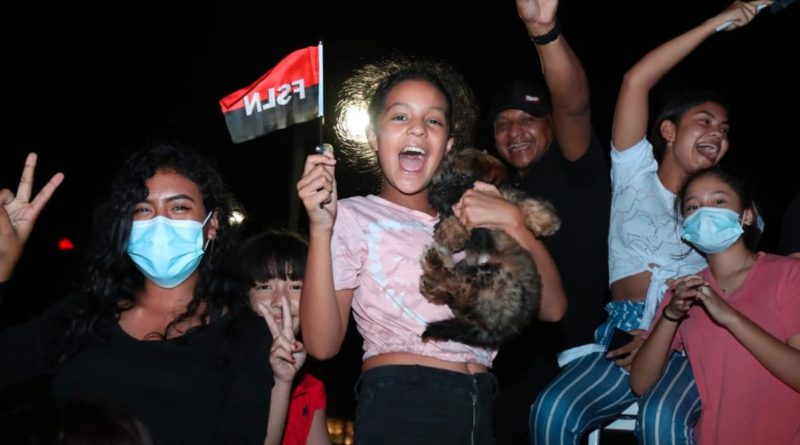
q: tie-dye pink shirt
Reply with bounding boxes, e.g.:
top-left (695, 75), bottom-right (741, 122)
top-left (331, 195), bottom-right (495, 367)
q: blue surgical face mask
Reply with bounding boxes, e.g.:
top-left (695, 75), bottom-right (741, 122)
top-left (127, 213), bottom-right (212, 288)
top-left (681, 207), bottom-right (743, 254)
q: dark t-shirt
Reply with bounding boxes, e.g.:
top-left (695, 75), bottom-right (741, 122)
top-left (0, 296), bottom-right (273, 445)
top-left (507, 132), bottom-right (610, 353)
top-left (779, 192), bottom-right (800, 256)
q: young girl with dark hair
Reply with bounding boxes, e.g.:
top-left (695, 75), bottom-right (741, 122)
top-left (631, 167), bottom-right (799, 443)
top-left (298, 55), bottom-right (566, 443)
top-left (530, 2), bottom-right (769, 444)
top-left (238, 230), bottom-right (331, 445)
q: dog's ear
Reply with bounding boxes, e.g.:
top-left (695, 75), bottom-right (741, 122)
top-left (475, 151), bottom-right (508, 185)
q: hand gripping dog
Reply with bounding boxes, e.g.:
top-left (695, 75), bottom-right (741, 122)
top-left (420, 148), bottom-right (560, 348)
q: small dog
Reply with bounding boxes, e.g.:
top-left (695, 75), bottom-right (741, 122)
top-left (420, 148), bottom-right (560, 348)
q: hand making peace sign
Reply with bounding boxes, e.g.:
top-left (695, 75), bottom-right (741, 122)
top-left (257, 295), bottom-right (307, 384)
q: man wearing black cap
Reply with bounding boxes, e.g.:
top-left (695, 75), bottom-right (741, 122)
top-left (488, 1), bottom-right (610, 444)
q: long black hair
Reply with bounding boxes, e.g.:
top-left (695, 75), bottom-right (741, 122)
top-left (66, 142), bottom-right (244, 348)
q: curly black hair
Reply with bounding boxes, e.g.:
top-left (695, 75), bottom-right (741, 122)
top-left (334, 54), bottom-right (478, 178)
top-left (66, 142), bottom-right (245, 348)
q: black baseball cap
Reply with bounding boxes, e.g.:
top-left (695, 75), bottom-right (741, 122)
top-left (488, 80), bottom-right (551, 122)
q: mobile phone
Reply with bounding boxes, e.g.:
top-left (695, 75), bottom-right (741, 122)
top-left (605, 328), bottom-right (634, 360)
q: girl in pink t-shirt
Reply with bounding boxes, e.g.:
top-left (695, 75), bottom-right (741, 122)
top-left (296, 55), bottom-right (566, 443)
top-left (631, 167), bottom-right (800, 444)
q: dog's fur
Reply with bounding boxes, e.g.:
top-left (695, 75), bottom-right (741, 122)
top-left (420, 148), bottom-right (560, 348)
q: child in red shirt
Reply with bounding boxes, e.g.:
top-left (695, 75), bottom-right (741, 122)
top-left (240, 230), bottom-right (331, 445)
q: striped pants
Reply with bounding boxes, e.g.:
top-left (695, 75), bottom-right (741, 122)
top-left (529, 301), bottom-right (701, 445)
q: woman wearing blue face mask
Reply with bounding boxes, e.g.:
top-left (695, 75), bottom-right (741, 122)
top-left (631, 167), bottom-right (800, 444)
top-left (0, 144), bottom-right (273, 445)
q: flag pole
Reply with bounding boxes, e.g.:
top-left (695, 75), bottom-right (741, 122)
top-left (318, 41), bottom-right (324, 145)
top-left (288, 42), bottom-right (324, 232)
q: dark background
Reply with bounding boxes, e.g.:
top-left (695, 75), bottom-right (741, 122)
top-left (2, 0), bottom-right (798, 426)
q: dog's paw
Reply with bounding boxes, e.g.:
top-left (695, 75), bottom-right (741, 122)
top-left (434, 216), bottom-right (469, 250)
top-left (420, 246), bottom-right (457, 305)
top-left (518, 198), bottom-right (561, 237)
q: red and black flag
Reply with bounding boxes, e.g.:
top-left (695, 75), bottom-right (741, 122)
top-left (220, 45), bottom-right (322, 143)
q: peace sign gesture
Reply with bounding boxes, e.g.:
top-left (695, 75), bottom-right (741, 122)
top-left (257, 295), bottom-right (307, 384)
top-left (1, 153), bottom-right (64, 281)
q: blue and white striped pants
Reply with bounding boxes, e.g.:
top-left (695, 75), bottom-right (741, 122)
top-left (529, 301), bottom-right (701, 445)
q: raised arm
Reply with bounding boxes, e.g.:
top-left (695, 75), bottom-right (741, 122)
top-left (1, 152), bottom-right (64, 282)
top-left (612, 1), bottom-right (769, 150)
top-left (518, 0), bottom-right (591, 161)
top-left (296, 151), bottom-right (352, 359)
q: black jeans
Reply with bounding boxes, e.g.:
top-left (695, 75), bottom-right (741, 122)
top-left (354, 365), bottom-right (497, 445)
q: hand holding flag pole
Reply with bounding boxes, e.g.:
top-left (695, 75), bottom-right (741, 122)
top-left (220, 43), bottom-right (329, 231)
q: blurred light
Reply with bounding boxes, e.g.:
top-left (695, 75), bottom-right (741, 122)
top-left (344, 420), bottom-right (354, 444)
top-left (326, 417), bottom-right (354, 444)
top-left (228, 211), bottom-right (245, 225)
top-left (336, 104), bottom-right (369, 146)
top-left (58, 238), bottom-right (74, 251)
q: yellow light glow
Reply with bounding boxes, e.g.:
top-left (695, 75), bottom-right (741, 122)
top-left (326, 417), bottom-right (354, 444)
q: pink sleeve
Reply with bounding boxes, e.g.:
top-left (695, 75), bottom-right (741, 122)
top-left (331, 204), bottom-right (366, 291)
top-left (777, 259), bottom-right (800, 338)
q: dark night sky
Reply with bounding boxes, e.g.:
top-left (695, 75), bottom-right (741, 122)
top-left (1, 0), bottom-right (798, 415)
top-left (3, 0), bottom-right (799, 235)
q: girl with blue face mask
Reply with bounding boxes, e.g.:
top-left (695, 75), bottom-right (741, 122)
top-left (127, 208), bottom-right (213, 289)
top-left (0, 144), bottom-right (273, 445)
top-left (531, 4), bottom-right (768, 444)
top-left (631, 167), bottom-right (800, 444)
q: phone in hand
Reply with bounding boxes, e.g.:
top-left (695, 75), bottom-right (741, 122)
top-left (605, 328), bottom-right (635, 360)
